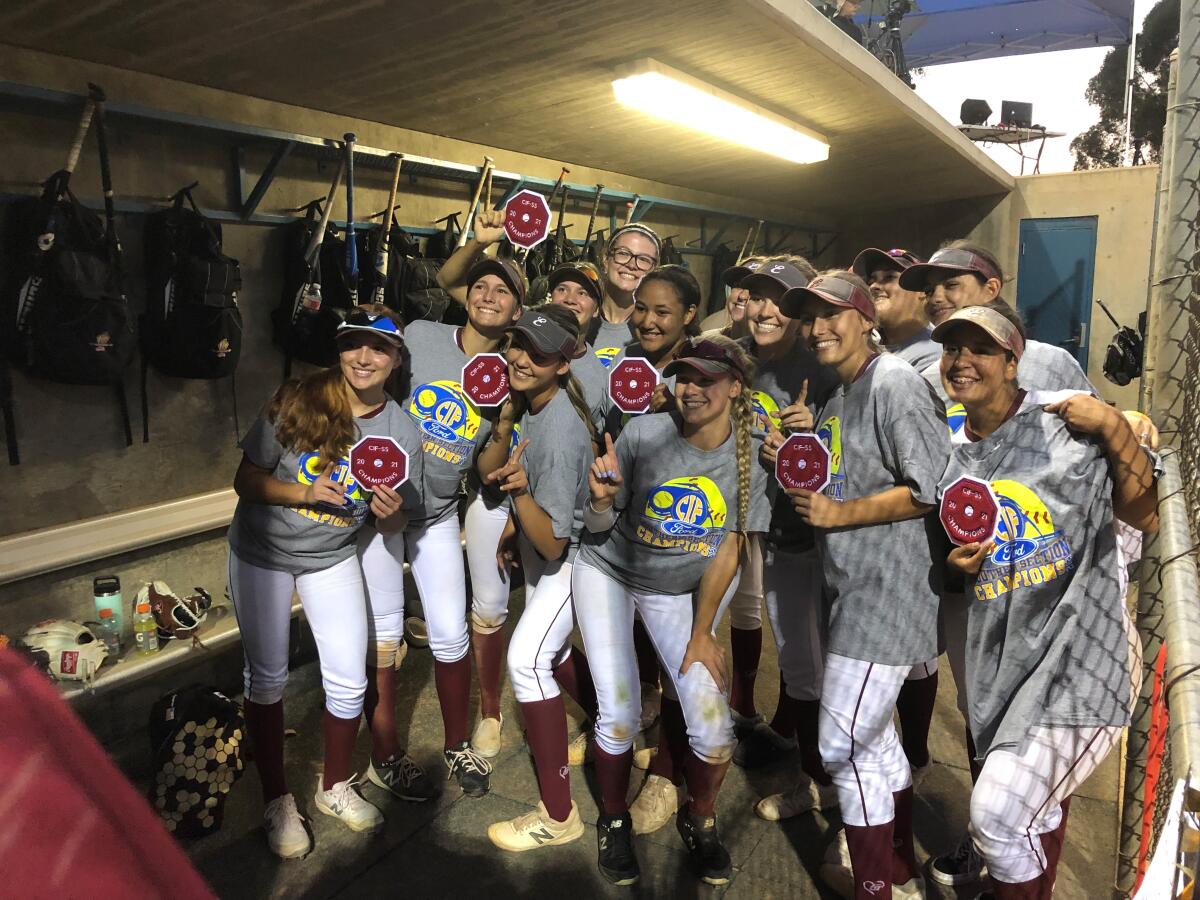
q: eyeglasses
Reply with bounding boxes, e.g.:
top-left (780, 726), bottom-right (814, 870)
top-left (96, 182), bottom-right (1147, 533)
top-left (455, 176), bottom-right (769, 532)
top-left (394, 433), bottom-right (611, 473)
top-left (610, 247), bottom-right (658, 272)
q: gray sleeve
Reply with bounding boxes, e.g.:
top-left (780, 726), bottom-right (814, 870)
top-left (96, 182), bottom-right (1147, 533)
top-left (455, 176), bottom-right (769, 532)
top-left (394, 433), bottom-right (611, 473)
top-left (614, 424), bottom-right (638, 513)
top-left (882, 405), bottom-right (951, 506)
top-left (743, 441), bottom-right (773, 534)
top-left (398, 421), bottom-right (425, 514)
top-left (531, 447), bottom-right (584, 540)
top-left (239, 412), bottom-right (283, 470)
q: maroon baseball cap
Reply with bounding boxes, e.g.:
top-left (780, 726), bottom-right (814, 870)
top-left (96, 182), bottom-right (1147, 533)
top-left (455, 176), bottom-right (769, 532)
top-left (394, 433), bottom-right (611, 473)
top-left (721, 256), bottom-right (766, 288)
top-left (780, 274), bottom-right (876, 322)
top-left (467, 257), bottom-right (528, 305)
top-left (931, 306), bottom-right (1025, 360)
top-left (740, 260), bottom-right (812, 298)
top-left (663, 337), bottom-right (748, 380)
top-left (898, 247), bottom-right (1002, 292)
top-left (851, 247), bottom-right (924, 282)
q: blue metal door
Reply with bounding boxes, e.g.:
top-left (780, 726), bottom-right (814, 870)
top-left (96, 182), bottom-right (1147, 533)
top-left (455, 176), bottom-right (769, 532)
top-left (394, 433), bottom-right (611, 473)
top-left (1015, 217), bottom-right (1097, 368)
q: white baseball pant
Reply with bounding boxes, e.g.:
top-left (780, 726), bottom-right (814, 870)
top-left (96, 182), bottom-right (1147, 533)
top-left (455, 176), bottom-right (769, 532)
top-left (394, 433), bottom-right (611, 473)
top-left (404, 515), bottom-right (470, 663)
top-left (227, 550), bottom-right (367, 719)
top-left (727, 532), bottom-right (764, 630)
top-left (763, 545), bottom-right (825, 701)
top-left (507, 535), bottom-right (576, 703)
top-left (970, 724), bottom-right (1121, 884)
top-left (357, 527), bottom-right (406, 667)
top-left (572, 558), bottom-right (737, 764)
top-left (464, 494), bottom-right (513, 633)
top-left (819, 653), bottom-right (914, 826)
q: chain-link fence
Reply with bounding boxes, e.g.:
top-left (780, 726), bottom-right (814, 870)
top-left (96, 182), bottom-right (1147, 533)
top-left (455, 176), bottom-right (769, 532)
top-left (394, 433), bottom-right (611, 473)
top-left (1115, 11), bottom-right (1200, 896)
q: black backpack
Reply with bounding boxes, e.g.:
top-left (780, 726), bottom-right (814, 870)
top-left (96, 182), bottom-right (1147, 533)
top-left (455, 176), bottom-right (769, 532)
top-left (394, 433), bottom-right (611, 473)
top-left (140, 184), bottom-right (243, 440)
top-left (1, 95), bottom-right (134, 466)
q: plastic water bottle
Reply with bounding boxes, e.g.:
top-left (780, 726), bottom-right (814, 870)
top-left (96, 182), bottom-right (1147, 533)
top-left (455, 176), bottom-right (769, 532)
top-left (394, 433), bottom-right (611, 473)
top-left (93, 575), bottom-right (123, 635)
top-left (134, 602), bottom-right (159, 656)
top-left (96, 607), bottom-right (121, 658)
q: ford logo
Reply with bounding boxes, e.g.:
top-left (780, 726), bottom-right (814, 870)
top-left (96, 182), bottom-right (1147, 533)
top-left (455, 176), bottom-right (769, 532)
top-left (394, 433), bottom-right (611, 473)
top-left (992, 538), bottom-right (1038, 564)
top-left (659, 520), bottom-right (708, 538)
top-left (421, 420), bottom-right (458, 444)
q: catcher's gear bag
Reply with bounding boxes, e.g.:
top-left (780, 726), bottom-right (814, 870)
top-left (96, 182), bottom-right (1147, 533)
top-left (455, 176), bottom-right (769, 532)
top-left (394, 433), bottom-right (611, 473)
top-left (148, 685), bottom-right (245, 837)
top-left (137, 581), bottom-right (212, 642)
top-left (20, 619), bottom-right (107, 682)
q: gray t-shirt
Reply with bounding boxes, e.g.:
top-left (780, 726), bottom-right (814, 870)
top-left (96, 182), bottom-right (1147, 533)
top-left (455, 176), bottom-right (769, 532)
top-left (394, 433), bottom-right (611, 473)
top-left (939, 396), bottom-right (1132, 755)
top-left (571, 346), bottom-right (610, 435)
top-left (888, 326), bottom-right (940, 372)
top-left (922, 338), bottom-right (1092, 404)
top-left (399, 320), bottom-right (494, 525)
top-left (518, 389), bottom-right (593, 563)
top-left (229, 399), bottom-right (424, 575)
top-left (815, 354), bottom-right (951, 665)
top-left (590, 316), bottom-right (635, 370)
top-left (578, 412), bottom-right (771, 595)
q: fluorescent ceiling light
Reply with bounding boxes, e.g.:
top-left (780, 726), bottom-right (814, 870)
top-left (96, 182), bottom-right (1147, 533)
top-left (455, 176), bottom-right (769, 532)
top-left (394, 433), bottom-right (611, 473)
top-left (612, 58), bottom-right (829, 165)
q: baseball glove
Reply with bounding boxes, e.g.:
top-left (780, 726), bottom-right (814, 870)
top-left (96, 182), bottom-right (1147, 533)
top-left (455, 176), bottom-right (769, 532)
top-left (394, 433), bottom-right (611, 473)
top-left (137, 581), bottom-right (212, 642)
top-left (20, 619), bottom-right (107, 682)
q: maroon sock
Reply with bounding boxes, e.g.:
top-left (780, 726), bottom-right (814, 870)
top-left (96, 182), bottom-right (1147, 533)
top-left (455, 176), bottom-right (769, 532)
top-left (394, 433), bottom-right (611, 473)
top-left (1035, 797), bottom-right (1072, 898)
top-left (321, 709), bottom-right (360, 790)
top-left (434, 655), bottom-right (472, 749)
top-left (633, 619), bottom-right (659, 689)
top-left (364, 664), bottom-right (400, 764)
top-left (966, 728), bottom-right (983, 783)
top-left (728, 626), bottom-right (763, 719)
top-left (796, 699), bottom-right (833, 785)
top-left (683, 751), bottom-right (730, 817)
top-left (472, 628), bottom-right (506, 721)
top-left (593, 746), bottom-right (633, 815)
top-left (991, 877), bottom-right (1043, 900)
top-left (648, 697), bottom-right (687, 785)
top-left (244, 699), bottom-right (287, 803)
top-left (520, 696), bottom-right (573, 822)
top-left (767, 672), bottom-right (799, 737)
top-left (890, 787), bottom-right (920, 884)
top-left (552, 646), bottom-right (598, 721)
top-left (844, 822), bottom-right (896, 900)
top-left (896, 671), bottom-right (937, 768)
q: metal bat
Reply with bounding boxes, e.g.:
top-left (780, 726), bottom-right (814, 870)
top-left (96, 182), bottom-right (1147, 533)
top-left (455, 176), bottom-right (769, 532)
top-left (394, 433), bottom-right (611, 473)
top-left (371, 153), bottom-right (403, 306)
top-left (291, 155), bottom-right (347, 322)
top-left (583, 183), bottom-right (604, 247)
top-left (89, 83), bottom-right (122, 281)
top-left (456, 155), bottom-right (494, 249)
top-left (624, 195), bottom-right (640, 226)
top-left (343, 133), bottom-right (359, 303)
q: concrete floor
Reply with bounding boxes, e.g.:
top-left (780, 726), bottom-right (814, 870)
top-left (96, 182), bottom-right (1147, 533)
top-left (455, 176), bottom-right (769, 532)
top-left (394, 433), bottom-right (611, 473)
top-left (180, 589), bottom-right (1120, 899)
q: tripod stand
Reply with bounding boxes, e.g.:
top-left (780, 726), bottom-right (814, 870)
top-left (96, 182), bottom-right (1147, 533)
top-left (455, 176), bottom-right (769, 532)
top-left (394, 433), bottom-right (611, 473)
top-left (867, 0), bottom-right (914, 87)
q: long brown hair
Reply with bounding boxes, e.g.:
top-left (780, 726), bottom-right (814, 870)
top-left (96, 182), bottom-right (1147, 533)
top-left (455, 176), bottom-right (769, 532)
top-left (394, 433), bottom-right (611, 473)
top-left (691, 333), bottom-right (757, 532)
top-left (531, 303), bottom-right (599, 450)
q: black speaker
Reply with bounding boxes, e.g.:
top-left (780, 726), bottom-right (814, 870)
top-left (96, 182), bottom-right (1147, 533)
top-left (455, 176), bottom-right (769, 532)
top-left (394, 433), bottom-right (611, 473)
top-left (1001, 100), bottom-right (1033, 128)
top-left (960, 99), bottom-right (992, 126)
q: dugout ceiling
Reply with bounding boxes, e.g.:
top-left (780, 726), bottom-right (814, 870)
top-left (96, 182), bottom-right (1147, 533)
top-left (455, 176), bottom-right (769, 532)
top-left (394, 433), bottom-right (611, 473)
top-left (0, 0), bottom-right (1013, 222)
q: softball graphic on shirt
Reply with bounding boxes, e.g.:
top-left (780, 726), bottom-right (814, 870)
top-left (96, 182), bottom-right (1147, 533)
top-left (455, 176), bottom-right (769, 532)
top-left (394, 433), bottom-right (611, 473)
top-left (816, 415), bottom-right (846, 500)
top-left (594, 346), bottom-right (621, 369)
top-left (946, 402), bottom-right (968, 437)
top-left (407, 380), bottom-right (482, 466)
top-left (292, 452), bottom-right (367, 527)
top-left (635, 476), bottom-right (729, 557)
top-left (973, 478), bottom-right (1075, 602)
top-left (750, 390), bottom-right (782, 433)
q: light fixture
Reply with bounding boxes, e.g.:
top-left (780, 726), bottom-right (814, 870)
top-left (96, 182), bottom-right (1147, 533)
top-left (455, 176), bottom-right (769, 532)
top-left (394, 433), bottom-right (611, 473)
top-left (611, 58), bottom-right (829, 165)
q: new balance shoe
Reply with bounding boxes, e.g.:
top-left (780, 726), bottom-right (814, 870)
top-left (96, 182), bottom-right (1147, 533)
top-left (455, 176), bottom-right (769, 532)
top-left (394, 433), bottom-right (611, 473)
top-left (567, 728), bottom-right (592, 767)
top-left (676, 809), bottom-right (732, 885)
top-left (471, 714), bottom-right (503, 758)
top-left (367, 753), bottom-right (439, 801)
top-left (263, 793), bottom-right (311, 859)
top-left (754, 778), bottom-right (839, 821)
top-left (597, 812), bottom-right (640, 886)
top-left (314, 775), bottom-right (384, 833)
top-left (632, 746), bottom-right (657, 770)
top-left (444, 741), bottom-right (492, 797)
top-left (732, 721), bottom-right (798, 769)
top-left (629, 773), bottom-right (681, 834)
top-left (488, 801), bottom-right (584, 851)
top-left (930, 833), bottom-right (987, 885)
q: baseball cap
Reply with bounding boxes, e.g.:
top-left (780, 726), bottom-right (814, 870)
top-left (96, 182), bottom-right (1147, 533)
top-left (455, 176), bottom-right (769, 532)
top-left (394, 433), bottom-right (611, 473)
top-left (335, 307), bottom-right (404, 346)
top-left (508, 310), bottom-right (585, 361)
top-left (548, 262), bottom-right (603, 303)
top-left (721, 257), bottom-right (766, 288)
top-left (780, 273), bottom-right (876, 322)
top-left (898, 247), bottom-right (1002, 291)
top-left (467, 256), bottom-right (528, 305)
top-left (931, 305), bottom-right (1025, 360)
top-left (851, 247), bottom-right (923, 282)
top-left (609, 223), bottom-right (662, 255)
top-left (740, 261), bottom-right (812, 298)
top-left (663, 337), bottom-right (748, 380)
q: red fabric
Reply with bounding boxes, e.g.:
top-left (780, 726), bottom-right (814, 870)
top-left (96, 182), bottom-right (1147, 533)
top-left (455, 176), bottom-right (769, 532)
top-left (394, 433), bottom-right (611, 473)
top-left (890, 787), bottom-right (920, 884)
top-left (593, 746), bottom-right (633, 815)
top-left (552, 646), bottom-right (598, 721)
top-left (648, 697), bottom-right (687, 785)
top-left (520, 696), bottom-right (572, 821)
top-left (896, 670), bottom-right (937, 769)
top-left (844, 821), bottom-right (896, 899)
top-left (244, 698), bottom-right (287, 802)
top-left (321, 710), bottom-right (360, 790)
top-left (364, 664), bottom-right (400, 764)
top-left (472, 628), bottom-right (506, 722)
top-left (434, 655), bottom-right (472, 749)
top-left (728, 626), bottom-right (763, 719)
top-left (767, 671), bottom-right (798, 738)
top-left (0, 647), bottom-right (215, 899)
top-left (682, 752), bottom-right (729, 817)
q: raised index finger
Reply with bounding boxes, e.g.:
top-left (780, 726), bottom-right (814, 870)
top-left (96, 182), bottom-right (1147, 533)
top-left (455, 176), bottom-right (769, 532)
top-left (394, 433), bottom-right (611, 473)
top-left (797, 378), bottom-right (809, 407)
top-left (510, 438), bottom-right (530, 464)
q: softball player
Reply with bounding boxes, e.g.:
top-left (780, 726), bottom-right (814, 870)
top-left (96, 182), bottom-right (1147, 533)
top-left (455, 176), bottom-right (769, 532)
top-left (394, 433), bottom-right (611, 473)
top-left (475, 306), bottom-right (599, 851)
top-left (362, 257), bottom-right (523, 797)
top-left (698, 255), bottom-right (764, 336)
top-left (781, 272), bottom-right (950, 900)
top-left (931, 305), bottom-right (1153, 897)
top-left (574, 335), bottom-right (771, 887)
top-left (227, 306), bottom-right (421, 857)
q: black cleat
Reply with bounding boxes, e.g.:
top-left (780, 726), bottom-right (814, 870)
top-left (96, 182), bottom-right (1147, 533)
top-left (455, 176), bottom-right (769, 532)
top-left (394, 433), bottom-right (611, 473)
top-left (444, 741), bottom-right (492, 798)
top-left (597, 812), bottom-right (640, 886)
top-left (676, 809), bottom-right (732, 885)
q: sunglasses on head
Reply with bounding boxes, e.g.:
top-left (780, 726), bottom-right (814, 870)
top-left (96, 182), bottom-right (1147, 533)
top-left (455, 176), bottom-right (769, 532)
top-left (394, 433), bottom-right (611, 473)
top-left (679, 339), bottom-right (747, 377)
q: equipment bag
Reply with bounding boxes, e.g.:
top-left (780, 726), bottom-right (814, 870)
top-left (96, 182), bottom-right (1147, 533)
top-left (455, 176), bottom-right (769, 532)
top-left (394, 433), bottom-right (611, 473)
top-left (147, 685), bottom-right (245, 838)
top-left (1, 87), bottom-right (133, 466)
top-left (141, 184), bottom-right (243, 440)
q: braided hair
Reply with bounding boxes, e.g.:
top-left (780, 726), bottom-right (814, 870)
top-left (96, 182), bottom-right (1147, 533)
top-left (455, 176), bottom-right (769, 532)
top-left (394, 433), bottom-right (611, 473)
top-left (692, 333), bottom-right (757, 531)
